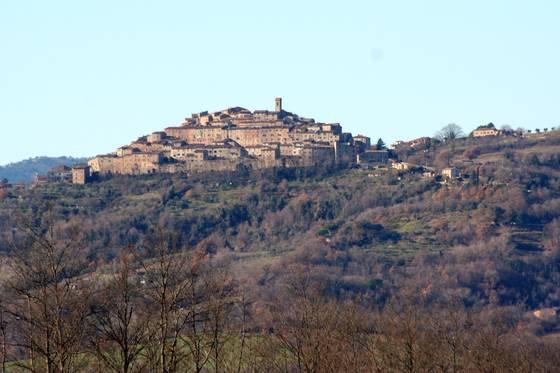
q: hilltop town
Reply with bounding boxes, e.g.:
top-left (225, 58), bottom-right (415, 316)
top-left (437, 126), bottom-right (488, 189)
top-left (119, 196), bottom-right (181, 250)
top-left (77, 102), bottom-right (559, 184)
top-left (75, 98), bottom-right (369, 183)
top-left (2, 100), bottom-right (558, 189)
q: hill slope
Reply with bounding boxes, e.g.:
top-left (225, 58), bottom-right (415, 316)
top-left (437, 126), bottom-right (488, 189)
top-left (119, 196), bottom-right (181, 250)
top-left (1, 135), bottom-right (560, 370)
top-left (1, 134), bottom-right (559, 308)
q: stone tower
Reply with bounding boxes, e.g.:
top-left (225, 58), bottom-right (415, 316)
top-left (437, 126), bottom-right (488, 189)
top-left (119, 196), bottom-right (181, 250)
top-left (72, 165), bottom-right (91, 184)
top-left (275, 97), bottom-right (282, 112)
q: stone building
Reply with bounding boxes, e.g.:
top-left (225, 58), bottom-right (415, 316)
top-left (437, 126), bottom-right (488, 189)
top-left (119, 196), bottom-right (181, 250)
top-left (392, 161), bottom-right (412, 171)
top-left (353, 134), bottom-right (371, 148)
top-left (303, 144), bottom-right (336, 167)
top-left (147, 131), bottom-right (167, 143)
top-left (72, 165), bottom-right (91, 184)
top-left (357, 149), bottom-right (389, 166)
top-left (47, 165), bottom-right (73, 183)
top-left (32, 175), bottom-right (48, 188)
top-left (392, 136), bottom-right (430, 149)
top-left (170, 146), bottom-right (208, 161)
top-left (441, 167), bottom-right (459, 179)
top-left (334, 140), bottom-right (356, 166)
top-left (246, 144), bottom-right (281, 167)
top-left (473, 123), bottom-right (500, 137)
top-left (422, 169), bottom-right (436, 179)
top-left (205, 139), bottom-right (248, 159)
top-left (89, 153), bottom-right (163, 175)
top-left (0, 180), bottom-right (10, 200)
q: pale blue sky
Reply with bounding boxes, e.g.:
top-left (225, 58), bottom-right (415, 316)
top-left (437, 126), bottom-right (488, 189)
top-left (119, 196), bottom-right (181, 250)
top-left (1, 0), bottom-right (559, 165)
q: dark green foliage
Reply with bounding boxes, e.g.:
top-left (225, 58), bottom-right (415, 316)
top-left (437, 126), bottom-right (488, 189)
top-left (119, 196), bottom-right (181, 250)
top-left (316, 223), bottom-right (339, 237)
top-left (332, 221), bottom-right (400, 249)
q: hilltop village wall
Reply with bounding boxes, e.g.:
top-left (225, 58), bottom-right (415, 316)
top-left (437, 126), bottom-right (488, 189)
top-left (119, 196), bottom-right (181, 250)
top-left (88, 98), bottom-right (369, 176)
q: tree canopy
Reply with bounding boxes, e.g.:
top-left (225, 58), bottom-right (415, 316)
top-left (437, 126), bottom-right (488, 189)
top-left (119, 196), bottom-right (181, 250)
top-left (435, 123), bottom-right (464, 142)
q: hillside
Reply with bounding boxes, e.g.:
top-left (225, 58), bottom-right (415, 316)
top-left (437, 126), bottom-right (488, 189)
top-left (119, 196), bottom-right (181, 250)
top-left (0, 156), bottom-right (89, 183)
top-left (2, 134), bottom-right (560, 292)
top-left (1, 134), bottom-right (560, 371)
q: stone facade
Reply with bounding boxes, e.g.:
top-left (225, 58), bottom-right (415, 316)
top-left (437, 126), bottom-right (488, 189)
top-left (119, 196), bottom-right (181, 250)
top-left (72, 166), bottom-right (91, 184)
top-left (89, 99), bottom-right (370, 176)
top-left (47, 165), bottom-right (73, 182)
top-left (473, 129), bottom-right (499, 137)
top-left (89, 153), bottom-right (162, 175)
top-left (441, 167), bottom-right (459, 179)
top-left (357, 150), bottom-right (389, 166)
top-left (392, 161), bottom-right (412, 171)
top-left (32, 175), bottom-right (48, 188)
top-left (0, 181), bottom-right (9, 200)
top-left (473, 123), bottom-right (500, 137)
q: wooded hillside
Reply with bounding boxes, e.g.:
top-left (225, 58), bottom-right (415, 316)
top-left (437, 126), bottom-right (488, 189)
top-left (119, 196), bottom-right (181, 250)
top-left (1, 134), bottom-right (560, 371)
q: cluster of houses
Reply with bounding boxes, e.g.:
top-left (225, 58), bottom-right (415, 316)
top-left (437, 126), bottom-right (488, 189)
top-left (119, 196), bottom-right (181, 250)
top-left (23, 149), bottom-right (461, 189)
top-left (388, 161), bottom-right (460, 182)
top-left (83, 98), bottom-right (368, 179)
top-left (30, 165), bottom-right (91, 187)
top-left (0, 165), bottom-right (90, 199)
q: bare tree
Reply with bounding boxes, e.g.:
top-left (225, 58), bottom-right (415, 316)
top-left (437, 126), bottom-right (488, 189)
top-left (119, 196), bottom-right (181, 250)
top-left (268, 270), bottom-right (361, 373)
top-left (176, 250), bottom-right (235, 373)
top-left (434, 123), bottom-right (464, 166)
top-left (141, 232), bottom-right (194, 373)
top-left (90, 252), bottom-right (150, 373)
top-left (206, 264), bottom-right (235, 373)
top-left (428, 299), bottom-right (472, 373)
top-left (500, 124), bottom-right (513, 132)
top-left (177, 250), bottom-right (211, 373)
top-left (233, 287), bottom-right (252, 373)
top-left (5, 219), bottom-right (91, 373)
top-left (0, 298), bottom-right (8, 373)
top-left (435, 123), bottom-right (464, 143)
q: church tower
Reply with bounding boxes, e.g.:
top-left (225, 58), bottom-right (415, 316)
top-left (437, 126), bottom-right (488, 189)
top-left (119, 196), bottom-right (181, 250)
top-left (275, 97), bottom-right (282, 112)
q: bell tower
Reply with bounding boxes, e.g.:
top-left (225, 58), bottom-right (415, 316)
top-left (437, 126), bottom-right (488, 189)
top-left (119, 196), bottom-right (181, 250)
top-left (275, 97), bottom-right (282, 112)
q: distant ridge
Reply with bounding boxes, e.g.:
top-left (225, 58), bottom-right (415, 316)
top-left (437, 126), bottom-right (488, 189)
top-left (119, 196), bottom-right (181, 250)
top-left (0, 156), bottom-right (89, 183)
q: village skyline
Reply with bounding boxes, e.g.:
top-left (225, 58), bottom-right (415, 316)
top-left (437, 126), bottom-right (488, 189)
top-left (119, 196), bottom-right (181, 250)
top-left (0, 96), bottom-right (554, 167)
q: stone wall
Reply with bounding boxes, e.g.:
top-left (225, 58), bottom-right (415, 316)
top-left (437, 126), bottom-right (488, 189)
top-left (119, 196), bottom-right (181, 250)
top-left (334, 141), bottom-right (356, 166)
top-left (357, 150), bottom-right (388, 165)
top-left (166, 124), bottom-right (343, 148)
top-left (89, 153), bottom-right (163, 175)
top-left (165, 126), bottom-right (226, 145)
top-left (300, 145), bottom-right (335, 167)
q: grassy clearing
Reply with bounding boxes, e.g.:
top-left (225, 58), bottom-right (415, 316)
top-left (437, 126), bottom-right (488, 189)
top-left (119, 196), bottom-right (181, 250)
top-left (6, 334), bottom-right (281, 373)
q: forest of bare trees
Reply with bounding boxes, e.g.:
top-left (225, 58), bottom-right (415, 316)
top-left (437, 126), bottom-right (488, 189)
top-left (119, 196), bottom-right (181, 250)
top-left (0, 220), bottom-right (559, 373)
